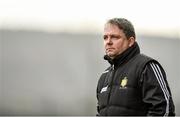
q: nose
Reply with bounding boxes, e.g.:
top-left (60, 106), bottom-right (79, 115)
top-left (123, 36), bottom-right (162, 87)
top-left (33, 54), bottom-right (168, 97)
top-left (106, 37), bottom-right (113, 45)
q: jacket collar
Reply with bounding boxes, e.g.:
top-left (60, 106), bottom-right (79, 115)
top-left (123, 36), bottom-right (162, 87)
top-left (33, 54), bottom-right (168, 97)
top-left (104, 42), bottom-right (140, 67)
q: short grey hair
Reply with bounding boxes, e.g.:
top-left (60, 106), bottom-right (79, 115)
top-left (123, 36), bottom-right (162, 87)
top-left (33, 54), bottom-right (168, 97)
top-left (106, 18), bottom-right (136, 39)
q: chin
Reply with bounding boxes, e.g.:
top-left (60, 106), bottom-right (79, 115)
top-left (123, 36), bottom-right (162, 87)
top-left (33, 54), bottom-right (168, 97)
top-left (107, 53), bottom-right (115, 57)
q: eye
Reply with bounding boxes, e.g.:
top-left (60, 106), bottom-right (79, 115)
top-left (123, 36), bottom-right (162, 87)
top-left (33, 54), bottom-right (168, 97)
top-left (103, 35), bottom-right (108, 40)
top-left (111, 35), bottom-right (120, 40)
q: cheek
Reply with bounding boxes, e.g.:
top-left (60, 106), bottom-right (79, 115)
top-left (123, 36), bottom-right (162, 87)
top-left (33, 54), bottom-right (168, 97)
top-left (114, 42), bottom-right (123, 49)
top-left (103, 41), bottom-right (106, 46)
top-left (115, 41), bottom-right (128, 51)
top-left (103, 43), bottom-right (106, 50)
top-left (122, 42), bottom-right (130, 50)
top-left (103, 41), bottom-right (109, 49)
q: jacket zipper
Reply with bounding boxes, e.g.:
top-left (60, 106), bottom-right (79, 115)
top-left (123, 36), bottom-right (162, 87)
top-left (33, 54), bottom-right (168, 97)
top-left (106, 64), bottom-right (116, 115)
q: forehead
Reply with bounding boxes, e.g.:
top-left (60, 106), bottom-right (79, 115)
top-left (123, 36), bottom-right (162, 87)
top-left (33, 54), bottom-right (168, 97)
top-left (104, 23), bottom-right (123, 35)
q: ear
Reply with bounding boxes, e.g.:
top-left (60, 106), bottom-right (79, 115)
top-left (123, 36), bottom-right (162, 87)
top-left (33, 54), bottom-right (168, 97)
top-left (128, 37), bottom-right (135, 47)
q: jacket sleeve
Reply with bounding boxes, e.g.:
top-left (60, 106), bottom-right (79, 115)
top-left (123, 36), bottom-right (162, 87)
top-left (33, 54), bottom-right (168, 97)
top-left (140, 61), bottom-right (175, 116)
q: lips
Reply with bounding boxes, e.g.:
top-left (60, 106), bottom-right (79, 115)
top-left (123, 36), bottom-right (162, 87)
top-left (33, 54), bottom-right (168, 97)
top-left (106, 48), bottom-right (114, 51)
top-left (106, 48), bottom-right (115, 53)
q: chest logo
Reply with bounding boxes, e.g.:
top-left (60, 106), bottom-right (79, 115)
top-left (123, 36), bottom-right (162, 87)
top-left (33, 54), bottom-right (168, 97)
top-left (120, 77), bottom-right (128, 88)
top-left (100, 86), bottom-right (108, 93)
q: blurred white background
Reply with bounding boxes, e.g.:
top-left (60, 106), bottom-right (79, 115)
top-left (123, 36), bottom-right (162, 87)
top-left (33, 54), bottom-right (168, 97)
top-left (0, 0), bottom-right (180, 115)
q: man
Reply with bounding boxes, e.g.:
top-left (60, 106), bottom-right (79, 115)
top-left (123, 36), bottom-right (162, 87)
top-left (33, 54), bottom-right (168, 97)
top-left (96, 18), bottom-right (175, 116)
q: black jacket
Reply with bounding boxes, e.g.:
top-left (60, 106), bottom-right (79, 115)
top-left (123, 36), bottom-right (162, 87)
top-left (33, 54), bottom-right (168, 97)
top-left (96, 42), bottom-right (175, 116)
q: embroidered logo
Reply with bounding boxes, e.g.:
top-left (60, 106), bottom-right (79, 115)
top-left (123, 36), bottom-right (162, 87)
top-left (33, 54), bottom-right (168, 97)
top-left (100, 86), bottom-right (108, 93)
top-left (120, 77), bottom-right (128, 88)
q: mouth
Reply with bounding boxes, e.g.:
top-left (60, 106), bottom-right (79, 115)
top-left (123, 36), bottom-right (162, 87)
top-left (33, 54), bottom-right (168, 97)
top-left (106, 48), bottom-right (115, 53)
top-left (106, 48), bottom-right (114, 51)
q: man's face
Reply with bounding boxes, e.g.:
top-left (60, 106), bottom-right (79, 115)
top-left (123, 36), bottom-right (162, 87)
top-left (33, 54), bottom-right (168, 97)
top-left (103, 23), bottom-right (132, 59)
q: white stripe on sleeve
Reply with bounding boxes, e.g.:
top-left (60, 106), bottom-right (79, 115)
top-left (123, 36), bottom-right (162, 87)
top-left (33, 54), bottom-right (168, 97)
top-left (150, 63), bottom-right (170, 117)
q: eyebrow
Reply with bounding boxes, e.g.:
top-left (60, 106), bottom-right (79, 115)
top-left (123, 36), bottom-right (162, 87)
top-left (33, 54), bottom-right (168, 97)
top-left (103, 34), bottom-right (121, 38)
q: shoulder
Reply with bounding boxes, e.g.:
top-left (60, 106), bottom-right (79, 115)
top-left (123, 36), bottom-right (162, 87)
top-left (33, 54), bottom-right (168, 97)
top-left (133, 54), bottom-right (164, 77)
top-left (135, 53), bottom-right (161, 66)
top-left (140, 59), bottom-right (167, 84)
top-left (145, 60), bottom-right (166, 76)
top-left (130, 53), bottom-right (154, 69)
top-left (101, 66), bottom-right (111, 74)
top-left (140, 54), bottom-right (165, 72)
top-left (136, 53), bottom-right (153, 61)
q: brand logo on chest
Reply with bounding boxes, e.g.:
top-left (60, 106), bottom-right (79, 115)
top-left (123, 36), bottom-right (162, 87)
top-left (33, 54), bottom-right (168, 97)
top-left (120, 77), bottom-right (128, 89)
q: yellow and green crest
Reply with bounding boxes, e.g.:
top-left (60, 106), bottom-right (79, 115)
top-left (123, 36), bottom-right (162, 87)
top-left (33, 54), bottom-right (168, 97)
top-left (120, 77), bottom-right (128, 87)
